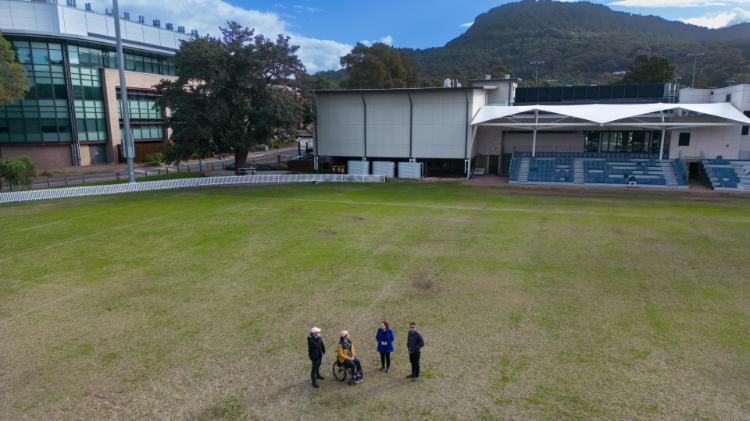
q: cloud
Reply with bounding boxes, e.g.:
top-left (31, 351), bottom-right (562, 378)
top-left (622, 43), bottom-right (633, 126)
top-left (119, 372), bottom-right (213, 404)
top-left (610, 0), bottom-right (750, 6)
top-left (359, 35), bottom-right (395, 46)
top-left (460, 21), bottom-right (474, 28)
top-left (681, 7), bottom-right (750, 27)
top-left (91, 0), bottom-right (351, 72)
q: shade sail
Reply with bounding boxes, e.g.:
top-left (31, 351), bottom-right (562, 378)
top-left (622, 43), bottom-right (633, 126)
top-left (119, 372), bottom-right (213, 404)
top-left (471, 102), bottom-right (750, 126)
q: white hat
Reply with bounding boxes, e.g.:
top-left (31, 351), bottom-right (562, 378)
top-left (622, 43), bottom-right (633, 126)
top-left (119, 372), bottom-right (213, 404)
top-left (310, 327), bottom-right (321, 333)
top-left (340, 330), bottom-right (349, 337)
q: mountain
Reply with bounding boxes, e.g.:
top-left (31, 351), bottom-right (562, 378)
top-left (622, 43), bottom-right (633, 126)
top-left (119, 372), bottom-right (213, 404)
top-left (401, 0), bottom-right (750, 87)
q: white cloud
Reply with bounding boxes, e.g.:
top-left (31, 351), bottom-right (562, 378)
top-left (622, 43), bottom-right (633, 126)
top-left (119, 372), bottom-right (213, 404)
top-left (681, 7), bottom-right (750, 27)
top-left (359, 35), bottom-right (394, 46)
top-left (610, 0), bottom-right (750, 7)
top-left (92, 0), bottom-right (351, 72)
top-left (460, 21), bottom-right (474, 28)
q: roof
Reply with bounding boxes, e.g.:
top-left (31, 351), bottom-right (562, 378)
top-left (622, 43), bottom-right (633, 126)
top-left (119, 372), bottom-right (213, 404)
top-left (472, 103), bottom-right (750, 127)
top-left (314, 87), bottom-right (482, 94)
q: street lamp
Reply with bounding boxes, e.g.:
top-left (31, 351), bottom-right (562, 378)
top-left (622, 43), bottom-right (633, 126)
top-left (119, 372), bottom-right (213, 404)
top-left (687, 53), bottom-right (704, 89)
top-left (112, 0), bottom-right (135, 183)
top-left (530, 60), bottom-right (545, 85)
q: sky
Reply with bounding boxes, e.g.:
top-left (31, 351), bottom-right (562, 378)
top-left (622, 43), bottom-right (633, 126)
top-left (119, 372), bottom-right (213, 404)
top-left (90, 1), bottom-right (750, 73)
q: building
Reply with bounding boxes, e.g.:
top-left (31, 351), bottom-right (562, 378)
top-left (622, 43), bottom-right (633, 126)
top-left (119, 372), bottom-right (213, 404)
top-left (0, 0), bottom-right (193, 169)
top-left (314, 79), bottom-right (750, 190)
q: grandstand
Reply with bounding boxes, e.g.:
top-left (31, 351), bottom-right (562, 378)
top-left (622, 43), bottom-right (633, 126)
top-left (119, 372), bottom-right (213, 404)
top-left (509, 152), bottom-right (688, 188)
top-left (701, 157), bottom-right (750, 191)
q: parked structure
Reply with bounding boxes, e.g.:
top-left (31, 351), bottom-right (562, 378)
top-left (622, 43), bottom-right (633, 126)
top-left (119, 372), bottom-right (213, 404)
top-left (314, 79), bottom-right (750, 190)
top-left (0, 0), bottom-right (194, 168)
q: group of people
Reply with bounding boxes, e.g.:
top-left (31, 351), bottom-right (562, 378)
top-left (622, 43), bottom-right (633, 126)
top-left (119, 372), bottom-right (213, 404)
top-left (306, 321), bottom-right (425, 388)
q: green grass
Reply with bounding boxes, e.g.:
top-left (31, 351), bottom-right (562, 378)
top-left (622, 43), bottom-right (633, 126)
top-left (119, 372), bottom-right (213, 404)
top-left (1, 183), bottom-right (749, 419)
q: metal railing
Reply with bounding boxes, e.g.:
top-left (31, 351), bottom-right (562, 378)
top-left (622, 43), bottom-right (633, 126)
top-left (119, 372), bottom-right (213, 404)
top-left (0, 174), bottom-right (385, 204)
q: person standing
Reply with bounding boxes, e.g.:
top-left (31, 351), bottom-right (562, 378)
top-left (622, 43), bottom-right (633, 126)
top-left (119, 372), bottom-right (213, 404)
top-left (375, 321), bottom-right (394, 373)
top-left (406, 322), bottom-right (424, 382)
top-left (307, 327), bottom-right (325, 388)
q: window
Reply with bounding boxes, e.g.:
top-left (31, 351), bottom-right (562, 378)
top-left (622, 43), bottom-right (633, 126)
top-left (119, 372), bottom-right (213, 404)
top-left (678, 133), bottom-right (691, 146)
top-left (743, 112), bottom-right (750, 136)
top-left (726, 94), bottom-right (732, 103)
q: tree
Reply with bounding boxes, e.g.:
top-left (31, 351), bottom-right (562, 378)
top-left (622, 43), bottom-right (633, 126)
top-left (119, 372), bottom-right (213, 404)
top-left (620, 55), bottom-right (675, 84)
top-left (157, 22), bottom-right (304, 172)
top-left (341, 43), bottom-right (419, 88)
top-left (0, 32), bottom-right (28, 104)
top-left (0, 156), bottom-right (36, 190)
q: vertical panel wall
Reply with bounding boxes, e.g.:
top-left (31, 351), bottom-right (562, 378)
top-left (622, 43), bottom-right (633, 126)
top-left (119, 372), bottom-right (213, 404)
top-left (411, 91), bottom-right (470, 159)
top-left (364, 93), bottom-right (410, 158)
top-left (316, 94), bottom-right (365, 157)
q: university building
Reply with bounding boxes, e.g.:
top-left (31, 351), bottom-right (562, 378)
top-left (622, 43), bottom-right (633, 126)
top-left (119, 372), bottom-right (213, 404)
top-left (314, 79), bottom-right (750, 190)
top-left (0, 0), bottom-right (193, 168)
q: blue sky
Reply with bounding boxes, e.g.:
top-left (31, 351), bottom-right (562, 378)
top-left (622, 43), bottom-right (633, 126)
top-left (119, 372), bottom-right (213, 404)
top-left (99, 1), bottom-right (750, 72)
top-left (262, 0), bottom-right (750, 49)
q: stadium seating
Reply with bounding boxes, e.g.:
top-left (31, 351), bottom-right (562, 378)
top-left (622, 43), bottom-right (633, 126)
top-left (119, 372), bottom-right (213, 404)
top-left (509, 152), bottom-right (687, 188)
top-left (701, 157), bottom-right (750, 191)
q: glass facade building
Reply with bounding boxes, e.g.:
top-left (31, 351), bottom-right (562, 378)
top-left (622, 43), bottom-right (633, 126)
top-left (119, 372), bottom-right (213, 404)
top-left (0, 0), bottom-right (192, 168)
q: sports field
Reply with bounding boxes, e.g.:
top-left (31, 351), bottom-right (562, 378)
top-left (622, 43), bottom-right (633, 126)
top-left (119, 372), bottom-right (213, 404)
top-left (1, 183), bottom-right (749, 419)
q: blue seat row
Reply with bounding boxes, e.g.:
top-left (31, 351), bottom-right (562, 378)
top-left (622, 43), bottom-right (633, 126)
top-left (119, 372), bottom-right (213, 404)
top-left (701, 160), bottom-right (739, 188)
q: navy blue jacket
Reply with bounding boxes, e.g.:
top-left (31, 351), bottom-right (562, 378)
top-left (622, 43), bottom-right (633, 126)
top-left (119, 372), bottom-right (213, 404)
top-left (307, 335), bottom-right (325, 361)
top-left (407, 330), bottom-right (424, 354)
top-left (375, 328), bottom-right (394, 353)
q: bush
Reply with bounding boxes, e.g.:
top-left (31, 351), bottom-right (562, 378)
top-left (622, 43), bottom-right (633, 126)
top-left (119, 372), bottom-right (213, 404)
top-left (0, 156), bottom-right (36, 190)
top-left (144, 153), bottom-right (164, 167)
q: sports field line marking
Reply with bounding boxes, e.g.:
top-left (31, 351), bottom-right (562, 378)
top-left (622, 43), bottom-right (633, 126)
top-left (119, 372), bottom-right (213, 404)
top-left (7, 196), bottom-right (172, 234)
top-left (0, 289), bottom-right (85, 326)
top-left (0, 199), bottom-right (273, 265)
top-left (281, 197), bottom-right (749, 221)
top-left (0, 200), bottom-right (211, 265)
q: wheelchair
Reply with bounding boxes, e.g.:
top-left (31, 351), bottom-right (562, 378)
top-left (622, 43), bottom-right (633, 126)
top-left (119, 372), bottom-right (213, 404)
top-left (332, 360), bottom-right (362, 384)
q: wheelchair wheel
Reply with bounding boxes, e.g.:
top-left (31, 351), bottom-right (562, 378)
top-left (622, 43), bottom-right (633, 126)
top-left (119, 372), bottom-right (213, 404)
top-left (332, 361), bottom-right (347, 382)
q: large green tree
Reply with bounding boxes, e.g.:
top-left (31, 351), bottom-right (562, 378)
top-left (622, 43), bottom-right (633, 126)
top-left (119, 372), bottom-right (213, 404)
top-left (157, 22), bottom-right (304, 172)
top-left (341, 43), bottom-right (419, 88)
top-left (0, 32), bottom-right (28, 104)
top-left (621, 55), bottom-right (675, 84)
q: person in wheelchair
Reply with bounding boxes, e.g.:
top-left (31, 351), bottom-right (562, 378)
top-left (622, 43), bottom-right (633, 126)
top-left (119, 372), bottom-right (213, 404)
top-left (337, 330), bottom-right (363, 384)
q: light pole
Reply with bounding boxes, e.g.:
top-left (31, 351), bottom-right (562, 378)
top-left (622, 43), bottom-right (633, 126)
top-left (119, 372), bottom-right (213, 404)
top-left (530, 60), bottom-right (544, 85)
top-left (687, 53), bottom-right (704, 89)
top-left (113, 0), bottom-right (135, 183)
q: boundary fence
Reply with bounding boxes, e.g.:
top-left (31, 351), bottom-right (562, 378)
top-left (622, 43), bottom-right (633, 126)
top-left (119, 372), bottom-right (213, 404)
top-left (0, 174), bottom-right (385, 205)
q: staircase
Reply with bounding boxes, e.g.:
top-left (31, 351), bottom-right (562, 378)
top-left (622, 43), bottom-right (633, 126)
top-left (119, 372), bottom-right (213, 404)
top-left (518, 158), bottom-right (530, 182)
top-left (573, 159), bottom-right (584, 184)
top-left (731, 161), bottom-right (750, 191)
top-left (658, 161), bottom-right (678, 187)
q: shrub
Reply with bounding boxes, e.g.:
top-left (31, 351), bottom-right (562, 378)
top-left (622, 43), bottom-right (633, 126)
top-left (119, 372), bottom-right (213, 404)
top-left (0, 156), bottom-right (36, 190)
top-left (144, 153), bottom-right (164, 167)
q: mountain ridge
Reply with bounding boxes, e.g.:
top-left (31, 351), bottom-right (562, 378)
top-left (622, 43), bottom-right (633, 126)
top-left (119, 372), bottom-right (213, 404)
top-left (400, 0), bottom-right (750, 86)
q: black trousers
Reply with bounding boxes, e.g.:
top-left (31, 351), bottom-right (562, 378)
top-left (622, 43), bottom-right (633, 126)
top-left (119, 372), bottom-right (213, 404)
top-left (380, 352), bottom-right (391, 368)
top-left (409, 352), bottom-right (420, 378)
top-left (311, 358), bottom-right (322, 384)
top-left (343, 358), bottom-right (362, 374)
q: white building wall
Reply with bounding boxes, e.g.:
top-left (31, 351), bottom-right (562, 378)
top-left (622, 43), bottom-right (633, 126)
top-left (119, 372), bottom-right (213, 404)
top-left (669, 127), bottom-right (742, 160)
top-left (474, 126), bottom-right (502, 156)
top-left (679, 84), bottom-right (750, 159)
top-left (0, 0), bottom-right (190, 52)
top-left (411, 90), bottom-right (470, 159)
top-left (316, 94), bottom-right (366, 157)
top-left (364, 93), bottom-right (410, 158)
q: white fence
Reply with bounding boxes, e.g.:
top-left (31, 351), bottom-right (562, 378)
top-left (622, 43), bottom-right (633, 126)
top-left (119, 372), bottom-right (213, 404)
top-left (0, 174), bottom-right (385, 205)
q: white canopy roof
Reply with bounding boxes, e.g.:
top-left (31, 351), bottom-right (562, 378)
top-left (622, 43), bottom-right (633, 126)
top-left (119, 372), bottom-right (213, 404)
top-left (472, 102), bottom-right (750, 127)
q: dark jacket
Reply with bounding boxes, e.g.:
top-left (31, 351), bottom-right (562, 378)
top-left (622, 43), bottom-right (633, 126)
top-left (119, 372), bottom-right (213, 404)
top-left (375, 328), bottom-right (394, 353)
top-left (407, 330), bottom-right (424, 354)
top-left (307, 335), bottom-right (325, 361)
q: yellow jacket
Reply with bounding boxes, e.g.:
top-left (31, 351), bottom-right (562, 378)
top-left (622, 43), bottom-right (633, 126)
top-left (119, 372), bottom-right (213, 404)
top-left (337, 341), bottom-right (357, 363)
